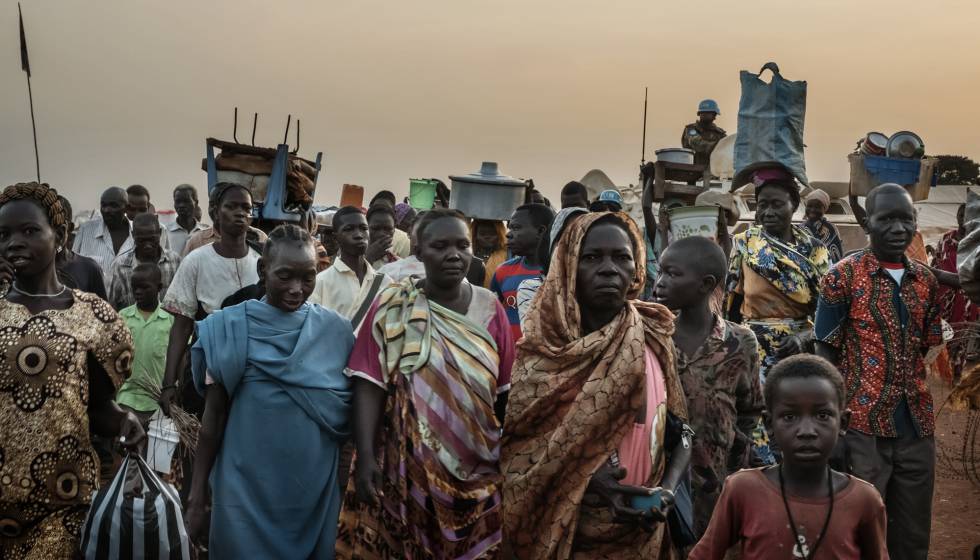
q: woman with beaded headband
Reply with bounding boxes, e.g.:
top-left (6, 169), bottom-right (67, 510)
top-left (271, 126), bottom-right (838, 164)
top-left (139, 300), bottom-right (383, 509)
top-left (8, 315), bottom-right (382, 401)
top-left (0, 182), bottom-right (144, 559)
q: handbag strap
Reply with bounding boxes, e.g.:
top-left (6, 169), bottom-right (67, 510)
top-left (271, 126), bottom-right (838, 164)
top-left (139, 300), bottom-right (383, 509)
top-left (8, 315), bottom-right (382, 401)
top-left (351, 273), bottom-right (385, 329)
top-left (758, 61), bottom-right (781, 77)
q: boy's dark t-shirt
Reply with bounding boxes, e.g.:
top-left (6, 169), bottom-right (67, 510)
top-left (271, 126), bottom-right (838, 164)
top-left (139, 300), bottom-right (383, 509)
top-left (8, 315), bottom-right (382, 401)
top-left (688, 468), bottom-right (887, 560)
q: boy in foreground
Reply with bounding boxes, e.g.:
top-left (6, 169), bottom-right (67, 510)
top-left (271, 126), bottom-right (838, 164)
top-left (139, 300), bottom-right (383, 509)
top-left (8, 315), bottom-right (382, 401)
top-left (653, 236), bottom-right (764, 538)
top-left (689, 355), bottom-right (887, 559)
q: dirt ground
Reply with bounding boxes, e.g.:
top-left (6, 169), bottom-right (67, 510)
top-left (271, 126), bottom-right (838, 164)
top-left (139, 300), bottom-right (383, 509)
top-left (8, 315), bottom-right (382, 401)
top-left (929, 376), bottom-right (980, 559)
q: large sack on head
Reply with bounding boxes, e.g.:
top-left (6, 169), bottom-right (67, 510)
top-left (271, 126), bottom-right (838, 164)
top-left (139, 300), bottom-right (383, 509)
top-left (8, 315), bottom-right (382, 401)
top-left (734, 62), bottom-right (808, 187)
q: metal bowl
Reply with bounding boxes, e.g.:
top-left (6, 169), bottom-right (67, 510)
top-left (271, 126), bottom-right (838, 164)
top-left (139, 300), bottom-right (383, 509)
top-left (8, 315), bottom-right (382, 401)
top-left (861, 132), bottom-right (888, 156)
top-left (886, 131), bottom-right (925, 159)
top-left (655, 148), bottom-right (695, 165)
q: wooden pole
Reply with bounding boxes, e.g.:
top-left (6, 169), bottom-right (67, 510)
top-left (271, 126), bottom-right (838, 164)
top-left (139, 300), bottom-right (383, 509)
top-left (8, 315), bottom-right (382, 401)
top-left (26, 73), bottom-right (40, 183)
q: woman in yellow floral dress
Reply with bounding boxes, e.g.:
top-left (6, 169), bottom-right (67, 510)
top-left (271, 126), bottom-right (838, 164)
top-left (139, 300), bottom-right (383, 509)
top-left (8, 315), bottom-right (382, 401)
top-left (725, 165), bottom-right (830, 464)
top-left (726, 165), bottom-right (830, 381)
top-left (0, 183), bottom-right (144, 560)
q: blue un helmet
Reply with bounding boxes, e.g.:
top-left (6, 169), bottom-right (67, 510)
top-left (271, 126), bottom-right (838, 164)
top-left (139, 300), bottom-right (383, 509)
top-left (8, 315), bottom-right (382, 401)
top-left (589, 190), bottom-right (624, 212)
top-left (697, 99), bottom-right (720, 115)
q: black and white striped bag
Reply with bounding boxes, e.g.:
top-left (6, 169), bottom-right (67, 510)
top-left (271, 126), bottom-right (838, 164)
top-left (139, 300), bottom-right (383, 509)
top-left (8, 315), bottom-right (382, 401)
top-left (80, 453), bottom-right (191, 560)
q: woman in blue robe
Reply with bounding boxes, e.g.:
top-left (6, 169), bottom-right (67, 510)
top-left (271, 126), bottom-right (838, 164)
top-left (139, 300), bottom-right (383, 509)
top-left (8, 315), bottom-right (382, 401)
top-left (185, 225), bottom-right (354, 559)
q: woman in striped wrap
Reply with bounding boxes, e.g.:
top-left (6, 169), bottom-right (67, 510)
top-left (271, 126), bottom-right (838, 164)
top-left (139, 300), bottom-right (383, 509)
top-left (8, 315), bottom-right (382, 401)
top-left (336, 209), bottom-right (515, 559)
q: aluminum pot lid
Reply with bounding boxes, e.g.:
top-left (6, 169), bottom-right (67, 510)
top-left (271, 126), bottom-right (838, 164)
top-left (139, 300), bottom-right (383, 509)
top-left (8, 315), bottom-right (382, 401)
top-left (449, 162), bottom-right (528, 187)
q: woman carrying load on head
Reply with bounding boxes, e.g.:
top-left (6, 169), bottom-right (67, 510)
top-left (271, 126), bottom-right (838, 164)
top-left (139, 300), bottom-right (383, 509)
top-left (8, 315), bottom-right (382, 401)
top-left (157, 182), bottom-right (262, 496)
top-left (501, 211), bottom-right (691, 559)
top-left (159, 182), bottom-right (262, 418)
top-left (725, 164), bottom-right (830, 464)
top-left (336, 208), bottom-right (515, 559)
top-left (0, 183), bottom-right (144, 559)
top-left (726, 164), bottom-right (830, 383)
top-left (471, 218), bottom-right (509, 288)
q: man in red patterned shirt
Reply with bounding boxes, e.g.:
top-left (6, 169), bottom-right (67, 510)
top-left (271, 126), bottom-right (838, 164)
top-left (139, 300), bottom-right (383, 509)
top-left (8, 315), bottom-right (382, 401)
top-left (815, 184), bottom-right (943, 560)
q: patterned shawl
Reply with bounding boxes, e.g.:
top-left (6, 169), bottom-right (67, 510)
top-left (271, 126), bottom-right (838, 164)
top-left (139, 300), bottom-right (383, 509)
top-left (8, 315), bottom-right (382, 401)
top-left (802, 217), bottom-right (843, 263)
top-left (501, 212), bottom-right (687, 559)
top-left (728, 225), bottom-right (830, 307)
top-left (371, 281), bottom-right (503, 483)
top-left (337, 281), bottom-right (505, 559)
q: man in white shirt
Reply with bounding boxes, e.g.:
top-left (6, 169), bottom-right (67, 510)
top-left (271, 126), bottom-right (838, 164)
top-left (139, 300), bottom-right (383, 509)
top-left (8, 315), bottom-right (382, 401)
top-left (309, 206), bottom-right (391, 331)
top-left (73, 187), bottom-right (133, 280)
top-left (165, 184), bottom-right (209, 255)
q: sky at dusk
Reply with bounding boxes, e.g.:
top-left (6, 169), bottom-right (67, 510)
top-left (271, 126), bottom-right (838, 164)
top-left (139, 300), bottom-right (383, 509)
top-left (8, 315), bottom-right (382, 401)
top-left (2, 0), bottom-right (979, 211)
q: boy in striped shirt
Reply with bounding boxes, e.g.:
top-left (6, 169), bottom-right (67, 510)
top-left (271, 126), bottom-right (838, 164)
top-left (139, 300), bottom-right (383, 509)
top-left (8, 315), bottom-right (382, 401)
top-left (491, 204), bottom-right (554, 340)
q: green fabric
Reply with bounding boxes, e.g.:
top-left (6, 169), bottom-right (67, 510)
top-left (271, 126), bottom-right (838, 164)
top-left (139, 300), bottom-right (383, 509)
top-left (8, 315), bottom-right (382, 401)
top-left (114, 304), bottom-right (174, 412)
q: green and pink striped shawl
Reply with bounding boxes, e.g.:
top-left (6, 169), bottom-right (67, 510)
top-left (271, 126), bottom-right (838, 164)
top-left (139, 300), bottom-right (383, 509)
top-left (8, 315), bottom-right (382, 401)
top-left (371, 282), bottom-right (503, 483)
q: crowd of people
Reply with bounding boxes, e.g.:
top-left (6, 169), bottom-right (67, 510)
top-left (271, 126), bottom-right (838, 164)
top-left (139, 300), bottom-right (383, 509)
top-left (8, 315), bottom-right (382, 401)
top-left (0, 162), bottom-right (972, 559)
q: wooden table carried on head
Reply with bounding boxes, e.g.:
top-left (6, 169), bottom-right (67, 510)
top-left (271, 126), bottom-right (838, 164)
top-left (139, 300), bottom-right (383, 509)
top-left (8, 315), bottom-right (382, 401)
top-left (644, 160), bottom-right (712, 204)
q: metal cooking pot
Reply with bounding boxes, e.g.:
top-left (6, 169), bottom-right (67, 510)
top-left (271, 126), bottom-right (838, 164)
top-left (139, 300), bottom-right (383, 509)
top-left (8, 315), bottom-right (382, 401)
top-left (449, 162), bottom-right (528, 221)
top-left (655, 148), bottom-right (695, 165)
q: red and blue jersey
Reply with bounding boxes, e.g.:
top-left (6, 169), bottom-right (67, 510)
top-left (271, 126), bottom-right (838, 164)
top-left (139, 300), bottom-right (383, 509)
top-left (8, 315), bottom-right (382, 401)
top-left (490, 257), bottom-right (542, 341)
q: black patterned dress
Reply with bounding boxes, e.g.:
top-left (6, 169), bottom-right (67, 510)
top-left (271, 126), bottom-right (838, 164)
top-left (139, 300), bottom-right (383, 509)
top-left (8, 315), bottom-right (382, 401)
top-left (0, 291), bottom-right (132, 560)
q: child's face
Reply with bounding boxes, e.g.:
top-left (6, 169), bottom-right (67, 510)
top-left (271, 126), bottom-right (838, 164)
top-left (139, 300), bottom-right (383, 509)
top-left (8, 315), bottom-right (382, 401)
top-left (262, 242), bottom-right (318, 312)
top-left (473, 221), bottom-right (500, 252)
top-left (335, 213), bottom-right (369, 258)
top-left (766, 377), bottom-right (846, 467)
top-left (315, 243), bottom-right (331, 272)
top-left (131, 274), bottom-right (160, 311)
top-left (653, 249), bottom-right (711, 310)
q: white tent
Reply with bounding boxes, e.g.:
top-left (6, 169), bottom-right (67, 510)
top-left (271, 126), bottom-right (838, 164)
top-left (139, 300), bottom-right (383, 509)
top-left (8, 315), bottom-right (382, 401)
top-left (579, 169), bottom-right (646, 227)
top-left (915, 185), bottom-right (970, 244)
top-left (579, 169), bottom-right (617, 200)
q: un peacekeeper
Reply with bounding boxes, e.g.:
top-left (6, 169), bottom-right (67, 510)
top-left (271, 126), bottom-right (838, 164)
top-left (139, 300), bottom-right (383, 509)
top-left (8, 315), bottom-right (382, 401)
top-left (681, 99), bottom-right (727, 168)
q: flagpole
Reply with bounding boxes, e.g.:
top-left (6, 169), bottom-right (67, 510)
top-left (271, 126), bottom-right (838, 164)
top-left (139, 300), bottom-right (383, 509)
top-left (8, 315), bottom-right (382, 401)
top-left (19, 3), bottom-right (40, 183)
top-left (26, 74), bottom-right (40, 183)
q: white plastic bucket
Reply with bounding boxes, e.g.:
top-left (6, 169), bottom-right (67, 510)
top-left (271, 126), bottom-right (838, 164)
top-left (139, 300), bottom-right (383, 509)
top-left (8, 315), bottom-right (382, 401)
top-left (667, 205), bottom-right (720, 242)
top-left (146, 411), bottom-right (179, 474)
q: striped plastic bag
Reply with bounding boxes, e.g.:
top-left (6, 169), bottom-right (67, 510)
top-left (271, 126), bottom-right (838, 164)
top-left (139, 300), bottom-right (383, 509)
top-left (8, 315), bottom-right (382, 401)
top-left (80, 453), bottom-right (191, 560)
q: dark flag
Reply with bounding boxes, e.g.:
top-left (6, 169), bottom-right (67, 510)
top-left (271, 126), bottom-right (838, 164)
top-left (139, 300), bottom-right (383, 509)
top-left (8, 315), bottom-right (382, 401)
top-left (19, 3), bottom-right (31, 77)
top-left (18, 2), bottom-right (40, 182)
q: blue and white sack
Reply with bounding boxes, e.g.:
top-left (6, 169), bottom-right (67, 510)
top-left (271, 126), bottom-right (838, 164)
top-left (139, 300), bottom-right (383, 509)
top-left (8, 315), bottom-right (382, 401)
top-left (80, 453), bottom-right (190, 560)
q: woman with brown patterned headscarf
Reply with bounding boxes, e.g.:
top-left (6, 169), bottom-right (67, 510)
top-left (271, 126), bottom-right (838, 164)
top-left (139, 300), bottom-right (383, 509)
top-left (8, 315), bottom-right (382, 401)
top-left (501, 212), bottom-right (689, 559)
